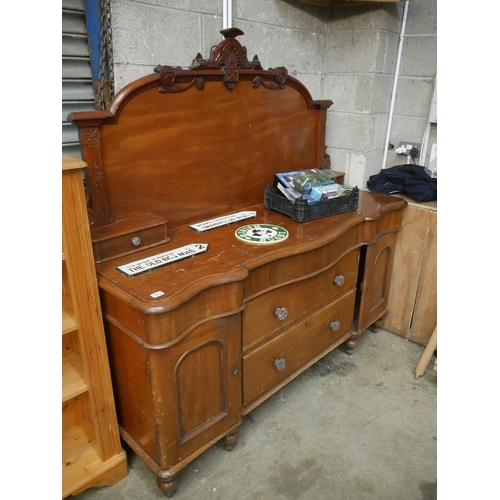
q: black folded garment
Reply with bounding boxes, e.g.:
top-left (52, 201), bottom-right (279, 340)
top-left (367, 164), bottom-right (437, 202)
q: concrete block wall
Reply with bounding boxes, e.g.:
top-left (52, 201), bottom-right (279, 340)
top-left (109, 0), bottom-right (437, 188)
top-left (324, 4), bottom-right (403, 187)
top-left (111, 0), bottom-right (330, 93)
top-left (384, 0), bottom-right (437, 171)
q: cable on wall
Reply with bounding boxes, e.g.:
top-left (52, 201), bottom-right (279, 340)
top-left (381, 0), bottom-right (409, 169)
top-left (223, 0), bottom-right (232, 29)
top-left (419, 73), bottom-right (437, 167)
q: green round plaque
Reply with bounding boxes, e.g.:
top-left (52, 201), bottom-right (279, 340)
top-left (235, 224), bottom-right (289, 245)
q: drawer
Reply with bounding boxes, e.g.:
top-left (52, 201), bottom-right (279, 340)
top-left (91, 213), bottom-right (169, 263)
top-left (242, 288), bottom-right (356, 407)
top-left (243, 224), bottom-right (365, 299)
top-left (242, 249), bottom-right (359, 353)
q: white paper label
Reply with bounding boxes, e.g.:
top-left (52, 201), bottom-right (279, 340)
top-left (116, 244), bottom-right (209, 277)
top-left (189, 211), bottom-right (257, 232)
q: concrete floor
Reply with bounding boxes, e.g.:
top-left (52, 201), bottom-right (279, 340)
top-left (73, 329), bottom-right (437, 500)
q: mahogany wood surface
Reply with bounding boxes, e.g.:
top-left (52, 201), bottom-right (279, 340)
top-left (242, 248), bottom-right (360, 353)
top-left (95, 191), bottom-right (405, 320)
top-left (69, 30), bottom-right (407, 496)
top-left (91, 213), bottom-right (170, 263)
top-left (70, 28), bottom-right (332, 230)
top-left (243, 288), bottom-right (356, 406)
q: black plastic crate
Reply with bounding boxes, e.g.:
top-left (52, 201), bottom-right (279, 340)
top-left (264, 184), bottom-right (359, 222)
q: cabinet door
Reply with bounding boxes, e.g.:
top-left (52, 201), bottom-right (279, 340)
top-left (358, 232), bottom-right (397, 333)
top-left (150, 314), bottom-right (242, 468)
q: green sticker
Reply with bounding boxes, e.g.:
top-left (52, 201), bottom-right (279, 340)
top-left (235, 224), bottom-right (289, 245)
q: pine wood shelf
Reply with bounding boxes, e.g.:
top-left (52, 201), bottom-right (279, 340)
top-left (62, 155), bottom-right (127, 497)
top-left (62, 295), bottom-right (77, 335)
top-left (62, 352), bottom-right (87, 402)
top-left (62, 420), bottom-right (127, 498)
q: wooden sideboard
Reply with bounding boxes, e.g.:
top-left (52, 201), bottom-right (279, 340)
top-left (70, 29), bottom-right (407, 496)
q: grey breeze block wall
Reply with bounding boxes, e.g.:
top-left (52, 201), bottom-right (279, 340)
top-left (110, 0), bottom-right (437, 188)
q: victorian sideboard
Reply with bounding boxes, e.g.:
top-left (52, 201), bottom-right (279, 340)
top-left (70, 29), bottom-right (407, 497)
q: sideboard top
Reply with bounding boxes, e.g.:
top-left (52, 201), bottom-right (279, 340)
top-left (95, 191), bottom-right (407, 313)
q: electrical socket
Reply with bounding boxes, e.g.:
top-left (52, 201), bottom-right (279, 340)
top-left (396, 141), bottom-right (421, 156)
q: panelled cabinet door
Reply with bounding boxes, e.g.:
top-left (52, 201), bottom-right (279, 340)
top-left (357, 232), bottom-right (397, 333)
top-left (150, 314), bottom-right (242, 468)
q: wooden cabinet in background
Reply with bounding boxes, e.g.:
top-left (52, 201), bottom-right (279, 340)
top-left (62, 155), bottom-right (127, 497)
top-left (379, 196), bottom-right (437, 346)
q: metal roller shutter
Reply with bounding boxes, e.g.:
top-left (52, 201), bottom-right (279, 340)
top-left (62, 0), bottom-right (96, 158)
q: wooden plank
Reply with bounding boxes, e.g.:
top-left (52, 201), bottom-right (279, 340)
top-left (62, 420), bottom-right (127, 498)
top-left (62, 352), bottom-right (87, 402)
top-left (62, 394), bottom-right (88, 431)
top-left (415, 326), bottom-right (437, 379)
top-left (62, 153), bottom-right (87, 171)
top-left (62, 295), bottom-right (77, 335)
top-left (391, 194), bottom-right (437, 212)
top-left (379, 205), bottom-right (430, 337)
top-left (62, 157), bottom-right (127, 495)
top-left (62, 160), bottom-right (125, 462)
top-left (408, 211), bottom-right (437, 345)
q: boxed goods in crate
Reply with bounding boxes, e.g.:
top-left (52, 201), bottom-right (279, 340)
top-left (265, 169), bottom-right (359, 222)
top-left (273, 169), bottom-right (337, 199)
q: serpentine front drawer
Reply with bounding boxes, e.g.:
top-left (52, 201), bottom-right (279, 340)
top-left (242, 249), bottom-right (359, 353)
top-left (242, 288), bottom-right (356, 407)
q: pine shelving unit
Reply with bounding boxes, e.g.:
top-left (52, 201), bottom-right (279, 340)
top-left (62, 154), bottom-right (127, 498)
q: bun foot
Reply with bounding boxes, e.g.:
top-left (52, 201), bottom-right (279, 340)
top-left (345, 335), bottom-right (358, 354)
top-left (157, 476), bottom-right (179, 497)
top-left (224, 430), bottom-right (240, 451)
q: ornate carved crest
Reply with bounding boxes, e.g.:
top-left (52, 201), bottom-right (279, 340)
top-left (154, 65), bottom-right (205, 93)
top-left (190, 28), bottom-right (263, 73)
top-left (155, 28), bottom-right (288, 92)
top-left (253, 67), bottom-right (288, 90)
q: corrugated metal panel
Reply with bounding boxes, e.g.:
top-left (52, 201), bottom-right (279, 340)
top-left (62, 0), bottom-right (95, 159)
top-left (62, 122), bottom-right (80, 144)
top-left (62, 34), bottom-right (90, 57)
top-left (62, 81), bottom-right (95, 102)
top-left (63, 57), bottom-right (92, 79)
top-left (64, 0), bottom-right (86, 10)
top-left (62, 10), bottom-right (87, 34)
top-left (62, 101), bottom-right (95, 122)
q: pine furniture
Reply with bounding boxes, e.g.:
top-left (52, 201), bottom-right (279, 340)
top-left (70, 29), bottom-right (407, 496)
top-left (62, 155), bottom-right (127, 497)
top-left (379, 195), bottom-right (437, 346)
